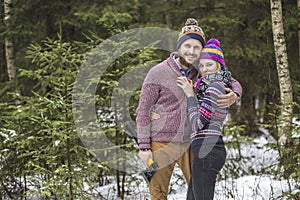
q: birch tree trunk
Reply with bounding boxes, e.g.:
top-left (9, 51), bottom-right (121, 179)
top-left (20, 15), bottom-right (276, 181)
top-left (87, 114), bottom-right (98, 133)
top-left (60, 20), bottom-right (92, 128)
top-left (4, 0), bottom-right (16, 81)
top-left (270, 0), bottom-right (293, 145)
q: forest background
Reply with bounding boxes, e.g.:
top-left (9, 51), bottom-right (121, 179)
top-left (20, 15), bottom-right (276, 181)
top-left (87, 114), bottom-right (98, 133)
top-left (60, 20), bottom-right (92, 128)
top-left (0, 0), bottom-right (299, 199)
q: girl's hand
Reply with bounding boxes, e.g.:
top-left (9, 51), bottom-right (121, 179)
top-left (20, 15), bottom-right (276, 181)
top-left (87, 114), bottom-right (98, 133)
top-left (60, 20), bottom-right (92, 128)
top-left (150, 111), bottom-right (160, 120)
top-left (177, 76), bottom-right (194, 97)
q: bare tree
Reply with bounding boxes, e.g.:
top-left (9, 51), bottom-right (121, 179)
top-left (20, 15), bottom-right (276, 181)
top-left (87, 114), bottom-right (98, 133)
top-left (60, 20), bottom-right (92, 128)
top-left (270, 0), bottom-right (293, 145)
top-left (298, 0), bottom-right (300, 68)
top-left (4, 0), bottom-right (16, 81)
top-left (164, 0), bottom-right (175, 51)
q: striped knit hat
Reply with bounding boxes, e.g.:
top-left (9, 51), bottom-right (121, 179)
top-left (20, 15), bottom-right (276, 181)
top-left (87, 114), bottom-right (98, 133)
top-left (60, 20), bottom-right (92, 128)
top-left (177, 18), bottom-right (206, 49)
top-left (200, 38), bottom-right (226, 69)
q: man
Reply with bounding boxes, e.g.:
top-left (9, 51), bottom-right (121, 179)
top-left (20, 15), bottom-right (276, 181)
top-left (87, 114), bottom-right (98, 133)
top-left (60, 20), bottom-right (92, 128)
top-left (136, 18), bottom-right (242, 200)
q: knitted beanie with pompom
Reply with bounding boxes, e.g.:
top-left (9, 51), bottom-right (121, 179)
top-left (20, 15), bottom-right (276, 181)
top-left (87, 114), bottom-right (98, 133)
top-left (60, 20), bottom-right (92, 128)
top-left (177, 18), bottom-right (206, 49)
top-left (200, 38), bottom-right (226, 69)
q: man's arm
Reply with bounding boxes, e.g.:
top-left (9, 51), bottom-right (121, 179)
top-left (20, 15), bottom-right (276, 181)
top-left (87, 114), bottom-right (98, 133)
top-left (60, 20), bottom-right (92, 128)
top-left (136, 83), bottom-right (160, 149)
top-left (217, 77), bottom-right (242, 108)
top-left (136, 71), bottom-right (161, 164)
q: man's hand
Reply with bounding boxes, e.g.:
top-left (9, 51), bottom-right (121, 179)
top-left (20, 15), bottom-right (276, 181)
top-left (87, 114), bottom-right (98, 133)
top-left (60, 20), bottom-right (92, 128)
top-left (217, 88), bottom-right (238, 108)
top-left (151, 111), bottom-right (160, 120)
top-left (138, 150), bottom-right (153, 166)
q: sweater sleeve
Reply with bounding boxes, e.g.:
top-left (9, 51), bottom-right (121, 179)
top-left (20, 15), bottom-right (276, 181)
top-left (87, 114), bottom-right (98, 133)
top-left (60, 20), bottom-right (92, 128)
top-left (136, 71), bottom-right (161, 149)
top-left (231, 77), bottom-right (242, 101)
top-left (187, 82), bottom-right (223, 135)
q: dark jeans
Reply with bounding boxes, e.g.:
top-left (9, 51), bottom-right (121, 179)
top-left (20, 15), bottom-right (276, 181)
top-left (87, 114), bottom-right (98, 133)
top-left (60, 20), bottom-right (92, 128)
top-left (187, 144), bottom-right (226, 200)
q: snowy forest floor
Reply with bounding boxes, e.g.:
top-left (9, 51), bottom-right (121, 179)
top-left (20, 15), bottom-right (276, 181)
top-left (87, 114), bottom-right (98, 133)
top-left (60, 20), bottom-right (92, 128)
top-left (95, 135), bottom-right (299, 200)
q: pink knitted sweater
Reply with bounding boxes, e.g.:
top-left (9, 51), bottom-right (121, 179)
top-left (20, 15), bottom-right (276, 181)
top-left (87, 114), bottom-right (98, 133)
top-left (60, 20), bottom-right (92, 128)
top-left (136, 53), bottom-right (242, 149)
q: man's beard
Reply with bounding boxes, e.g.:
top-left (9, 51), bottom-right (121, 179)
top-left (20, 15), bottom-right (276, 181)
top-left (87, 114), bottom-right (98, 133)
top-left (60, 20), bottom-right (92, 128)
top-left (178, 55), bottom-right (198, 69)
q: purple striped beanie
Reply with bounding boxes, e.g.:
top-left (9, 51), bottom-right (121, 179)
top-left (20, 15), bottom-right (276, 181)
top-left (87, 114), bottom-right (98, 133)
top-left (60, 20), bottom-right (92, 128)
top-left (200, 38), bottom-right (225, 69)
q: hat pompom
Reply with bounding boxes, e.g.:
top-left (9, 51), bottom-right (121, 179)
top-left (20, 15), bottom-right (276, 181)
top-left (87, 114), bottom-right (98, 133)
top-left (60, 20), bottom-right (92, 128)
top-left (206, 38), bottom-right (220, 48)
top-left (185, 18), bottom-right (198, 26)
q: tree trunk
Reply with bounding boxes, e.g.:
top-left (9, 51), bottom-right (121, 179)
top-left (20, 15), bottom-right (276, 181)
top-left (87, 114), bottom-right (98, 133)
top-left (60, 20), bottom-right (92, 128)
top-left (0, 41), bottom-right (4, 81)
top-left (164, 0), bottom-right (174, 51)
top-left (4, 40), bottom-right (16, 81)
top-left (164, 0), bottom-right (173, 28)
top-left (4, 0), bottom-right (16, 81)
top-left (270, 0), bottom-right (293, 145)
top-left (4, 0), bottom-right (22, 105)
top-left (297, 0), bottom-right (300, 69)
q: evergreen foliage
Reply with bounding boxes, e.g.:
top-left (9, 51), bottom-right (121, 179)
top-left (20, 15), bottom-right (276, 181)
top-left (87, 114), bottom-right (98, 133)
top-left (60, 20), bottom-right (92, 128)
top-left (0, 0), bottom-right (299, 198)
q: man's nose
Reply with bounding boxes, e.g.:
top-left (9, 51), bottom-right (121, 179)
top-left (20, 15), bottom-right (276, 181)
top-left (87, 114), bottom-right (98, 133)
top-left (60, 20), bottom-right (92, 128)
top-left (191, 47), bottom-right (197, 54)
top-left (187, 47), bottom-right (193, 54)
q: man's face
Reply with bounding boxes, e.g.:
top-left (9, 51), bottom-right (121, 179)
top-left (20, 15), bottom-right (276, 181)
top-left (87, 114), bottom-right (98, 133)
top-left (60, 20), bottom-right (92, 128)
top-left (178, 38), bottom-right (203, 67)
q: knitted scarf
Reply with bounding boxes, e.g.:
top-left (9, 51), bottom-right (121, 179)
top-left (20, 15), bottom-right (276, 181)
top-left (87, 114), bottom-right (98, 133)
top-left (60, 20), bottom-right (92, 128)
top-left (194, 69), bottom-right (232, 101)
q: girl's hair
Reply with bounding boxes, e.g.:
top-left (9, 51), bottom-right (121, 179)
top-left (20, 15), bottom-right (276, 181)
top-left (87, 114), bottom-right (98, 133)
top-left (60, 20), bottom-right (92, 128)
top-left (216, 61), bottom-right (221, 71)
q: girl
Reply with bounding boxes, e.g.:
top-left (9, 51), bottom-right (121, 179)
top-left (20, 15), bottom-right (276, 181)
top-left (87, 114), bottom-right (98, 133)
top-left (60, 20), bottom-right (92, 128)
top-left (177, 38), bottom-right (232, 200)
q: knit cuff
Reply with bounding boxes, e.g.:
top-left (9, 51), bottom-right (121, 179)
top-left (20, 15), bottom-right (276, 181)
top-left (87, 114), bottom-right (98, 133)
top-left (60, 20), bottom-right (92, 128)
top-left (138, 143), bottom-right (151, 149)
top-left (187, 96), bottom-right (198, 109)
top-left (234, 92), bottom-right (241, 104)
top-left (137, 136), bottom-right (151, 149)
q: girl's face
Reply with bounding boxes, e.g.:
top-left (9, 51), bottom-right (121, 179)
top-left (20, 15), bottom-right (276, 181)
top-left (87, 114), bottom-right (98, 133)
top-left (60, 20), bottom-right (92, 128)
top-left (198, 59), bottom-right (221, 76)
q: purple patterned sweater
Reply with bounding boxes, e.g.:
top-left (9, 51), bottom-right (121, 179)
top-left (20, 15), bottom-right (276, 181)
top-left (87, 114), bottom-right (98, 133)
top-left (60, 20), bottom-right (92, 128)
top-left (187, 81), bottom-right (229, 148)
top-left (136, 53), bottom-right (242, 149)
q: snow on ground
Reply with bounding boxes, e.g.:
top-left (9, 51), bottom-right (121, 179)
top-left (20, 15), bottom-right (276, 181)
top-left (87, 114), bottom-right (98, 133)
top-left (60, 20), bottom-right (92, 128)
top-left (96, 135), bottom-right (299, 199)
top-left (214, 175), bottom-right (296, 200)
top-left (2, 128), bottom-right (298, 199)
top-left (97, 167), bottom-right (297, 200)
